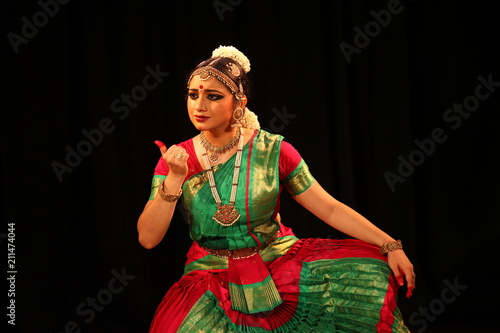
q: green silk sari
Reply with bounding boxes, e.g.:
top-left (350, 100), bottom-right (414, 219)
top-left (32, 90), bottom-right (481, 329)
top-left (147, 130), bottom-right (410, 332)
top-left (150, 130), bottom-right (314, 251)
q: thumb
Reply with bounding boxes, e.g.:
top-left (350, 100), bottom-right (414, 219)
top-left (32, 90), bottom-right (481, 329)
top-left (154, 140), bottom-right (167, 155)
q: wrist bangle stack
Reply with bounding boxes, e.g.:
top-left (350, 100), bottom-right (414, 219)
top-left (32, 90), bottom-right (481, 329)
top-left (158, 182), bottom-right (183, 202)
top-left (380, 239), bottom-right (403, 255)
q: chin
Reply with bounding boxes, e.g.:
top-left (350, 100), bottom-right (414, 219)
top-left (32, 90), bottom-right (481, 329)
top-left (192, 124), bottom-right (208, 132)
top-left (189, 120), bottom-right (205, 131)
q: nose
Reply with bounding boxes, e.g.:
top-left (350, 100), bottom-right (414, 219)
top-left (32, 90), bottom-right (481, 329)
top-left (194, 97), bottom-right (206, 112)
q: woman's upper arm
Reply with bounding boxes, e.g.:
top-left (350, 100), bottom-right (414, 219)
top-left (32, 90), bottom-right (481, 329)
top-left (279, 140), bottom-right (338, 220)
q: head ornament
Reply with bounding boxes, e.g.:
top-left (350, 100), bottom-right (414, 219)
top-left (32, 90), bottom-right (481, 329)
top-left (188, 45), bottom-right (260, 130)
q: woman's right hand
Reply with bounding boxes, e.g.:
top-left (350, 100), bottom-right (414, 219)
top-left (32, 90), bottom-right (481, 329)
top-left (155, 141), bottom-right (189, 178)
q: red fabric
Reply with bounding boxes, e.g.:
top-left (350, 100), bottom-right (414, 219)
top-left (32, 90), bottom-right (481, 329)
top-left (153, 139), bottom-right (203, 181)
top-left (151, 224), bottom-right (397, 332)
top-left (376, 274), bottom-right (398, 332)
top-left (227, 255), bottom-right (270, 286)
top-left (294, 238), bottom-right (388, 263)
top-left (149, 271), bottom-right (215, 332)
top-left (278, 140), bottom-right (303, 181)
top-left (220, 257), bottom-right (300, 330)
top-left (148, 134), bottom-right (402, 332)
top-left (153, 133), bottom-right (302, 181)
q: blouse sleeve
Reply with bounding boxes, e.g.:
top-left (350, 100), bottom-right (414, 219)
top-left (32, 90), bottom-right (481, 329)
top-left (279, 141), bottom-right (315, 196)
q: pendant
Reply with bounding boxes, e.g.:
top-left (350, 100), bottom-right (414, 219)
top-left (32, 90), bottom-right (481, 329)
top-left (209, 152), bottom-right (220, 164)
top-left (213, 204), bottom-right (240, 226)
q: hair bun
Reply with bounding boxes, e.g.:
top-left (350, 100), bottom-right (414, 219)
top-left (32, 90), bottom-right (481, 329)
top-left (240, 107), bottom-right (260, 129)
top-left (212, 45), bottom-right (251, 73)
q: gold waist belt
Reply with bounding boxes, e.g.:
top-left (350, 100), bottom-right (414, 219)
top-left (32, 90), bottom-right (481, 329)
top-left (202, 232), bottom-right (280, 260)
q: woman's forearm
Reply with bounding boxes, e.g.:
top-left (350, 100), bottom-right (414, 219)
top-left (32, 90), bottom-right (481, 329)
top-left (137, 175), bottom-right (184, 249)
top-left (322, 199), bottom-right (396, 247)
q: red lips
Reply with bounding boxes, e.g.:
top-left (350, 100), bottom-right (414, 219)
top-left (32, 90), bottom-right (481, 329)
top-left (194, 115), bottom-right (209, 122)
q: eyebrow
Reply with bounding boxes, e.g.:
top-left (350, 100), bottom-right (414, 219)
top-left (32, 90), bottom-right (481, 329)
top-left (188, 88), bottom-right (224, 94)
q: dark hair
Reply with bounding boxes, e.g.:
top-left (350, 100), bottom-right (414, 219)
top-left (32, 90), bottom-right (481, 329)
top-left (187, 56), bottom-right (252, 98)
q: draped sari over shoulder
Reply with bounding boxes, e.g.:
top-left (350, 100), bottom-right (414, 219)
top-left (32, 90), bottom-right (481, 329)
top-left (147, 130), bottom-right (410, 333)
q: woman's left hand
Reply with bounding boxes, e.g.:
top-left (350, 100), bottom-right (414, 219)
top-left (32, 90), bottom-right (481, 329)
top-left (387, 250), bottom-right (416, 298)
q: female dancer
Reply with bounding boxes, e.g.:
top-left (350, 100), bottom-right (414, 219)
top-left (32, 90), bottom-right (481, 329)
top-left (138, 45), bottom-right (414, 332)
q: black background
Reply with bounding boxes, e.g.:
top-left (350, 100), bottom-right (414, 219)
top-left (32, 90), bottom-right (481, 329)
top-left (2, 0), bottom-right (499, 332)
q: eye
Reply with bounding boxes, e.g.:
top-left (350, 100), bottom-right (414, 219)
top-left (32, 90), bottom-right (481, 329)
top-left (207, 94), bottom-right (223, 101)
top-left (188, 92), bottom-right (198, 99)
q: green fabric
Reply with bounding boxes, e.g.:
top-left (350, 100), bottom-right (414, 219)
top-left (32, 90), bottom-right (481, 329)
top-left (282, 159), bottom-right (315, 196)
top-left (183, 235), bottom-right (299, 276)
top-left (149, 175), bottom-right (166, 200)
top-left (177, 257), bottom-right (409, 333)
top-left (182, 130), bottom-right (313, 250)
top-left (176, 291), bottom-right (234, 333)
top-left (228, 275), bottom-right (283, 314)
top-left (147, 130), bottom-right (409, 332)
top-left (147, 131), bottom-right (315, 251)
top-left (298, 258), bottom-right (392, 332)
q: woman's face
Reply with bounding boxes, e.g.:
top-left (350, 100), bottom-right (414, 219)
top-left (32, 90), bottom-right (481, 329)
top-left (187, 75), bottom-right (236, 133)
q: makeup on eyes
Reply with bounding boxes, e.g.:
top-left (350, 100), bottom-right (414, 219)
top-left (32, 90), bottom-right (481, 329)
top-left (188, 88), bottom-right (225, 100)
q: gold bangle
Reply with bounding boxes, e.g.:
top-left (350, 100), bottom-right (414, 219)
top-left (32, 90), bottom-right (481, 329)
top-left (158, 182), bottom-right (183, 202)
top-left (380, 239), bottom-right (403, 255)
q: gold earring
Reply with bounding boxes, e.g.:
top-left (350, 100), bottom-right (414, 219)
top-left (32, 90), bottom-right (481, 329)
top-left (231, 107), bottom-right (244, 128)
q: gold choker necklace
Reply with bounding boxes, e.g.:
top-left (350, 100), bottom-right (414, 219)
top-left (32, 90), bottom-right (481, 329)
top-left (200, 128), bottom-right (244, 226)
top-left (200, 130), bottom-right (241, 164)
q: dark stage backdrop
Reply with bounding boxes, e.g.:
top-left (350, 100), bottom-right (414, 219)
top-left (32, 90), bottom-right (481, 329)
top-left (2, 1), bottom-right (499, 332)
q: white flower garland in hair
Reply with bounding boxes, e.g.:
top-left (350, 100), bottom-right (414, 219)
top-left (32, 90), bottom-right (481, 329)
top-left (240, 108), bottom-right (260, 130)
top-left (212, 45), bottom-right (251, 73)
top-left (210, 46), bottom-right (257, 129)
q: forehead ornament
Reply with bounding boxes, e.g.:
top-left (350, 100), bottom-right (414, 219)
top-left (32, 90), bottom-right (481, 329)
top-left (199, 68), bottom-right (211, 80)
top-left (189, 65), bottom-right (240, 96)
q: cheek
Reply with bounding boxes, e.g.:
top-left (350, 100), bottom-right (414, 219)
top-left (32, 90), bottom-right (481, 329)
top-left (186, 98), bottom-right (195, 111)
top-left (219, 102), bottom-right (235, 119)
top-left (222, 99), bottom-right (235, 114)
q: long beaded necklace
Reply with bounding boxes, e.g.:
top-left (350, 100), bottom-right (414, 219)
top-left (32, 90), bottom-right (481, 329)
top-left (200, 128), bottom-right (244, 226)
top-left (200, 129), bottom-right (241, 165)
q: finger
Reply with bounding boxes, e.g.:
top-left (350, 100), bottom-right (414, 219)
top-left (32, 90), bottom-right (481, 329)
top-left (406, 284), bottom-right (415, 298)
top-left (166, 146), bottom-right (188, 164)
top-left (154, 140), bottom-right (167, 155)
top-left (395, 271), bottom-right (404, 287)
top-left (174, 149), bottom-right (188, 161)
top-left (405, 271), bottom-right (416, 298)
top-left (163, 145), bottom-right (177, 158)
top-left (154, 140), bottom-right (165, 149)
top-left (394, 270), bottom-right (414, 298)
top-left (388, 261), bottom-right (404, 287)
